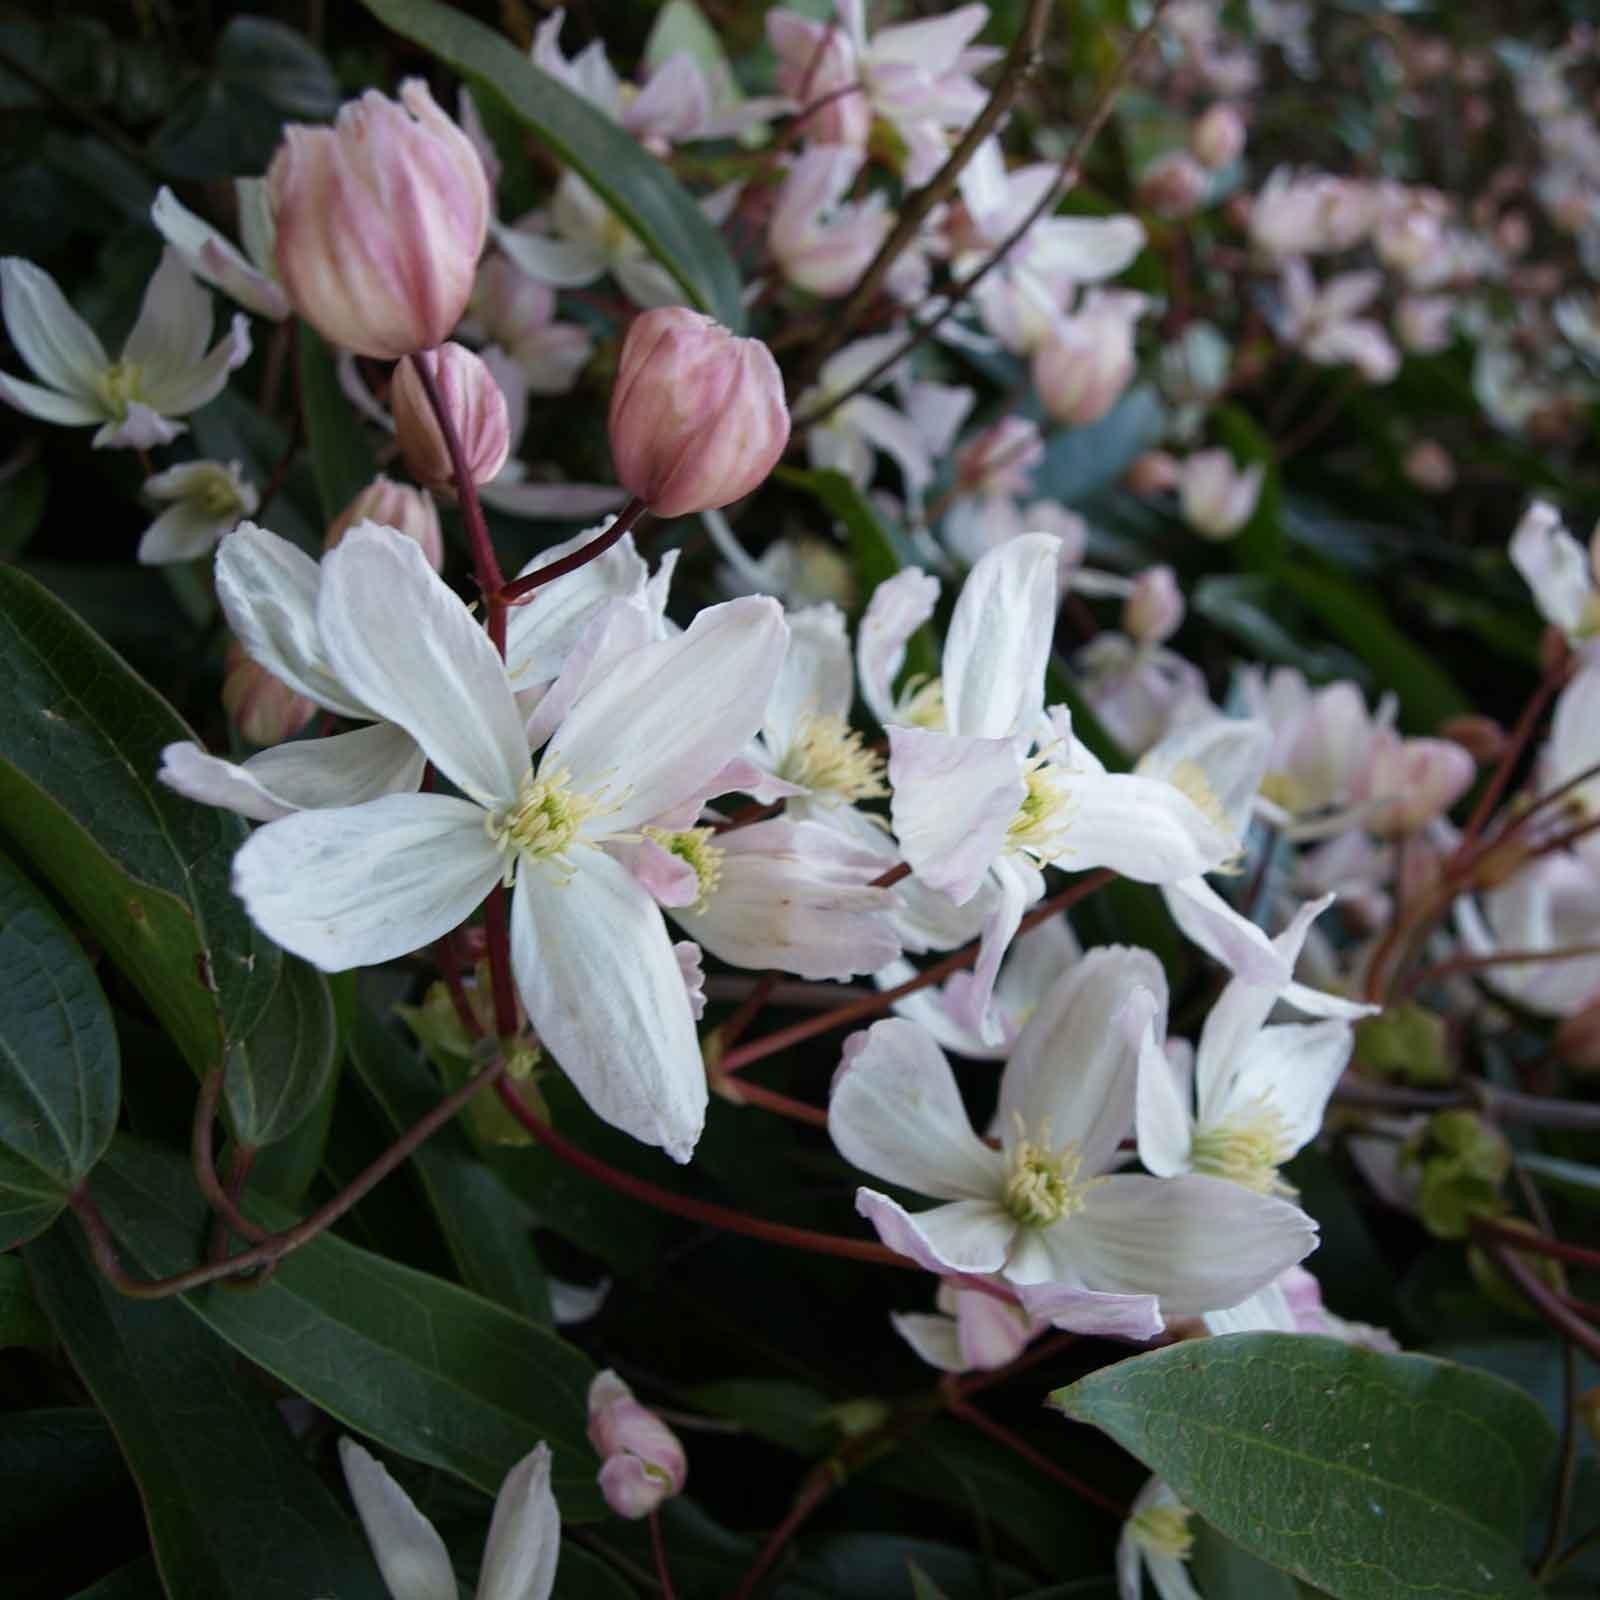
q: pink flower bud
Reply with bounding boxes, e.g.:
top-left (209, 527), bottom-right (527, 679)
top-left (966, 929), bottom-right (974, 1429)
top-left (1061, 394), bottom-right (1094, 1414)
top-left (268, 80), bottom-right (489, 359)
top-left (1138, 151), bottom-right (1210, 218)
top-left (1178, 449), bottom-right (1263, 539)
top-left (608, 309), bottom-right (789, 517)
top-left (1403, 440), bottom-right (1456, 494)
top-left (1125, 449), bottom-right (1181, 496)
top-left (1357, 732), bottom-right (1476, 836)
top-left (1124, 565), bottom-right (1184, 645)
top-left (1190, 103), bottom-right (1246, 170)
top-left (222, 639), bottom-right (315, 746)
top-left (325, 476), bottom-right (444, 571)
top-left (391, 343), bottom-right (510, 494)
top-left (953, 415), bottom-right (1043, 499)
top-left (587, 1370), bottom-right (686, 1520)
top-left (1032, 292), bottom-right (1146, 425)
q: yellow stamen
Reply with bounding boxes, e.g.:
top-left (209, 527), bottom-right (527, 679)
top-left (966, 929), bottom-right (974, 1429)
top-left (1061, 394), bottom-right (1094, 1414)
top-left (1190, 1099), bottom-right (1294, 1194)
top-left (1130, 1503), bottom-right (1195, 1560)
top-left (778, 711), bottom-right (888, 804)
top-left (95, 361), bottom-right (143, 419)
top-left (644, 825), bottom-right (725, 911)
top-left (486, 767), bottom-right (596, 879)
top-left (1002, 1114), bottom-right (1096, 1226)
top-left (1006, 759), bottom-right (1071, 860)
top-left (1168, 759), bottom-right (1243, 873)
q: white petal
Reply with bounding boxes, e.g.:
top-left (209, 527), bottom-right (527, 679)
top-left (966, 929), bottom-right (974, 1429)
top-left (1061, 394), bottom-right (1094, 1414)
top-left (476, 1443), bottom-right (560, 1600)
top-left (1001, 947), bottom-right (1167, 1174)
top-left (493, 225), bottom-right (608, 288)
top-left (338, 1438), bottom-right (458, 1600)
top-left (762, 603), bottom-right (854, 756)
top-left (846, 393), bottom-right (936, 498)
top-left (137, 502), bottom-right (231, 565)
top-left (1013, 1278), bottom-right (1164, 1340)
top-left (1050, 770), bottom-right (1232, 882)
top-left (0, 257), bottom-right (107, 396)
top-left (546, 596), bottom-right (788, 835)
top-left (93, 401), bottom-right (184, 450)
top-left (1071, 1173), bottom-right (1317, 1318)
top-left (953, 1287), bottom-right (1035, 1369)
top-left (856, 1190), bottom-right (1015, 1275)
top-left (233, 795), bottom-right (501, 970)
top-left (1031, 215), bottom-right (1147, 282)
top-left (858, 567), bottom-right (939, 727)
top-left (828, 1018), bottom-right (1004, 1199)
top-left (139, 312), bottom-right (252, 416)
top-left (1511, 501), bottom-right (1592, 635)
top-left (943, 533), bottom-right (1059, 740)
top-left (1278, 978), bottom-right (1377, 1022)
top-left (523, 596), bottom-right (657, 751)
top-left (890, 1310), bottom-right (967, 1372)
top-left (1225, 1020), bottom-right (1352, 1154)
top-left (160, 742), bottom-right (297, 823)
top-left (150, 186), bottom-right (290, 320)
top-left (122, 247), bottom-right (211, 378)
top-left (0, 369), bottom-right (102, 425)
top-left (1138, 715), bottom-right (1270, 842)
top-left (951, 852), bottom-right (1037, 1045)
top-left (1202, 1280), bottom-right (1297, 1336)
top-left (1163, 876), bottom-right (1289, 987)
top-left (511, 849), bottom-right (706, 1162)
top-left (320, 525), bottom-right (529, 808)
top-left (215, 523), bottom-right (366, 717)
top-left (888, 726), bottom-right (1023, 903)
top-left (1135, 1011), bottom-right (1195, 1179)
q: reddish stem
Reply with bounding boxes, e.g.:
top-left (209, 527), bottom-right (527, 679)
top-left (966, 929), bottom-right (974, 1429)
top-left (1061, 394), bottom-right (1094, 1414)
top-left (500, 497), bottom-right (650, 603)
top-left (481, 884), bottom-right (521, 1044)
top-left (648, 1510), bottom-right (677, 1600)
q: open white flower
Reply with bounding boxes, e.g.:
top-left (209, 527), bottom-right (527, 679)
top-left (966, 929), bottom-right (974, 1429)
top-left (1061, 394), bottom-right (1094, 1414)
top-left (892, 1278), bottom-right (1044, 1374)
top-left (1118, 1478), bottom-right (1201, 1600)
top-left (138, 458), bottom-right (257, 566)
top-left (0, 251), bottom-right (250, 449)
top-left (829, 948), bottom-right (1318, 1337)
top-left (888, 534), bottom-right (1235, 1039)
top-left (340, 1437), bottom-right (558, 1600)
top-left (232, 526), bottom-right (787, 1159)
top-left (1510, 499), bottom-right (1600, 645)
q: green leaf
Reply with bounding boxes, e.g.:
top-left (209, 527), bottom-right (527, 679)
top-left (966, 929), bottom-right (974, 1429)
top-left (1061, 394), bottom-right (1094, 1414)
top-left (359, 0), bottom-right (744, 328)
top-left (214, 15), bottom-right (338, 118)
top-left (1034, 385), bottom-right (1168, 505)
top-left (1277, 562), bottom-right (1470, 733)
top-left (1213, 405), bottom-right (1284, 572)
top-left (346, 997), bottom-right (552, 1323)
top-left (0, 1252), bottom-right (50, 1349)
top-left (1052, 1333), bottom-right (1554, 1600)
top-left (67, 1559), bottom-right (164, 1600)
top-left (0, 566), bottom-right (281, 1074)
top-left (0, 459), bottom-right (46, 558)
top-left (222, 956), bottom-right (338, 1151)
top-left (91, 1134), bottom-right (604, 1518)
top-left (0, 1407), bottom-right (128, 1546)
top-left (1192, 574), bottom-right (1365, 681)
top-left (0, 849), bottom-right (119, 1246)
top-left (554, 1543), bottom-right (640, 1599)
top-left (298, 323), bottom-right (378, 523)
top-left (26, 1224), bottom-right (386, 1600)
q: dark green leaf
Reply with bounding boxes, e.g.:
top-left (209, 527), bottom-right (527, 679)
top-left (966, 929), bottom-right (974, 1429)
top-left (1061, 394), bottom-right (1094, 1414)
top-left (67, 1559), bottom-right (164, 1600)
top-left (0, 1252), bottom-right (50, 1349)
top-left (778, 1533), bottom-right (1034, 1600)
top-left (554, 1543), bottom-right (640, 1598)
top-left (91, 1134), bottom-right (604, 1518)
top-left (0, 567), bottom-right (281, 1073)
top-left (0, 459), bottom-right (46, 559)
top-left (346, 998), bottom-right (551, 1323)
top-left (1189, 1518), bottom-right (1331, 1598)
top-left (298, 323), bottom-right (378, 523)
top-left (26, 1224), bottom-right (386, 1599)
top-left (0, 1407), bottom-right (128, 1545)
top-left (359, 0), bottom-right (743, 327)
top-left (1516, 1152), bottom-right (1600, 1206)
top-left (685, 1379), bottom-right (835, 1455)
top-left (1052, 1333), bottom-right (1553, 1600)
top-left (1192, 574), bottom-right (1366, 681)
top-left (222, 956), bottom-right (338, 1150)
top-left (215, 16), bottom-right (338, 117)
top-left (1034, 385), bottom-right (1168, 505)
top-left (0, 849), bottom-right (119, 1246)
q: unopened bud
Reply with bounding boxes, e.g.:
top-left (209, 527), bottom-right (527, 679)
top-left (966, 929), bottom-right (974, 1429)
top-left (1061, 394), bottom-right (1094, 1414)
top-left (268, 81), bottom-right (489, 359)
top-left (953, 415), bottom-right (1043, 498)
top-left (392, 343), bottom-right (510, 494)
top-left (1403, 440), bottom-right (1456, 494)
top-left (325, 475), bottom-right (443, 570)
top-left (221, 639), bottom-right (315, 747)
top-left (587, 1371), bottom-right (687, 1519)
top-left (1354, 1002), bottom-right (1453, 1086)
top-left (1438, 714), bottom-right (1506, 765)
top-left (1032, 292), bottom-right (1146, 426)
top-left (1126, 449), bottom-right (1181, 496)
top-left (1124, 565), bottom-right (1184, 645)
top-left (1467, 1216), bottom-right (1564, 1316)
top-left (1190, 103), bottom-right (1246, 170)
top-left (1178, 449), bottom-right (1264, 539)
top-left (1138, 151), bottom-right (1210, 218)
top-left (1556, 999), bottom-right (1600, 1073)
top-left (608, 308), bottom-right (789, 518)
top-left (1359, 733), bottom-right (1476, 836)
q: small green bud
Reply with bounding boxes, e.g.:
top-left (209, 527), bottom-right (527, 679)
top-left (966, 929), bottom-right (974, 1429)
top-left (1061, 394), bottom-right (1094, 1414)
top-left (826, 1398), bottom-right (890, 1440)
top-left (1467, 1218), bottom-right (1565, 1317)
top-left (1354, 1002), bottom-right (1453, 1085)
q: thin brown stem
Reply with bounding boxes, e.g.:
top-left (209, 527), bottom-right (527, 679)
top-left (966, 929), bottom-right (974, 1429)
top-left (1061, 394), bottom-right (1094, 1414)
top-left (1474, 1235), bottom-right (1600, 1365)
top-left (713, 1074), bottom-right (828, 1129)
top-left (1401, 941), bottom-right (1600, 998)
top-left (500, 497), bottom-right (650, 603)
top-left (731, 1468), bottom-right (836, 1600)
top-left (1453, 663), bottom-right (1568, 856)
top-left (482, 884), bottom-right (521, 1044)
top-left (1474, 1216), bottom-right (1600, 1271)
top-left (648, 1510), bottom-right (677, 1600)
top-left (192, 1066), bottom-right (269, 1248)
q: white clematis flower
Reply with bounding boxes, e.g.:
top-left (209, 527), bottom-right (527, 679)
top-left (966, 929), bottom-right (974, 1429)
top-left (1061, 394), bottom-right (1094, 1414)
top-left (1118, 1477), bottom-right (1201, 1600)
top-left (340, 1437), bottom-right (559, 1600)
top-left (231, 526), bottom-right (787, 1159)
top-left (887, 533), bottom-right (1235, 1040)
top-left (0, 250), bottom-right (250, 449)
top-left (138, 458), bottom-right (257, 566)
top-left (151, 180), bottom-right (290, 321)
top-left (1510, 499), bottom-right (1600, 645)
top-left (829, 948), bottom-right (1318, 1337)
top-left (892, 1278), bottom-right (1044, 1374)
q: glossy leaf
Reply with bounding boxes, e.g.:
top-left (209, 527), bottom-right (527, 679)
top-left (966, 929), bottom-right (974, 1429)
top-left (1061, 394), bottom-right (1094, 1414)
top-left (0, 849), bottom-right (119, 1246)
top-left (1052, 1333), bottom-right (1553, 1600)
top-left (91, 1134), bottom-right (604, 1518)
top-left (0, 567), bottom-right (281, 1074)
top-left (1035, 385), bottom-right (1167, 505)
top-left (299, 323), bottom-right (378, 523)
top-left (26, 1224), bottom-right (385, 1600)
top-left (222, 955), bottom-right (338, 1151)
top-left (359, 0), bottom-right (744, 328)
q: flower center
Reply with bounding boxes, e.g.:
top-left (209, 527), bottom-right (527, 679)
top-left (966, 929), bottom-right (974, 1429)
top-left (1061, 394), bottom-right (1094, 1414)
top-left (1258, 768), bottom-right (1310, 817)
top-left (1167, 758), bottom-right (1242, 871)
top-left (777, 712), bottom-right (887, 804)
top-left (645, 825), bottom-right (724, 911)
top-left (897, 674), bottom-right (946, 730)
top-left (1190, 1100), bottom-right (1294, 1193)
top-left (1006, 760), bottom-right (1071, 860)
top-left (95, 361), bottom-right (143, 419)
top-left (1002, 1115), bottom-right (1094, 1226)
top-left (487, 767), bottom-right (596, 873)
top-left (1130, 1502), bottom-right (1195, 1561)
top-left (196, 469), bottom-right (245, 518)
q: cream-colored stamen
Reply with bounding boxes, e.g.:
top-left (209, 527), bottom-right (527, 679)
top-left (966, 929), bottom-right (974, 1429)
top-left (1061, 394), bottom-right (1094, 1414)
top-left (1006, 758), bottom-right (1071, 861)
top-left (644, 825), bottom-right (725, 911)
top-left (95, 361), bottom-right (143, 419)
top-left (1002, 1114), bottom-right (1095, 1226)
top-left (1130, 1502), bottom-right (1195, 1560)
top-left (777, 711), bottom-right (888, 803)
top-left (1168, 758), bottom-right (1243, 872)
top-left (1190, 1098), bottom-right (1294, 1194)
top-left (486, 767), bottom-right (596, 878)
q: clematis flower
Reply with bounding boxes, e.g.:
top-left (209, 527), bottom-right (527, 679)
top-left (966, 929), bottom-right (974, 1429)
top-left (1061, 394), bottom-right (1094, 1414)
top-left (828, 949), bottom-right (1318, 1336)
top-left (138, 459), bottom-right (256, 566)
top-left (769, 146), bottom-right (893, 298)
top-left (1118, 1478), bottom-right (1201, 1600)
top-left (587, 1370), bottom-right (688, 1519)
top-left (1277, 259), bottom-right (1398, 383)
top-left (0, 251), bottom-right (250, 449)
top-left (1510, 500), bottom-right (1600, 645)
top-left (887, 534), bottom-right (1236, 1038)
top-left (940, 416), bottom-right (1045, 568)
top-left (340, 1438), bottom-right (558, 1600)
top-left (465, 257), bottom-right (593, 395)
top-left (151, 181), bottom-right (289, 321)
top-left (892, 1278), bottom-right (1044, 1373)
top-left (229, 527), bottom-right (786, 1159)
top-left (1177, 449), bottom-right (1263, 540)
top-left (1072, 631), bottom-right (1215, 758)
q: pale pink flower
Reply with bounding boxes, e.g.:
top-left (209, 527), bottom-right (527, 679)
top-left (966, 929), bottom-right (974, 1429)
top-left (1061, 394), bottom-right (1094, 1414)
top-left (1510, 500), bottom-right (1600, 643)
top-left (892, 1279), bottom-right (1044, 1373)
top-left (1278, 259), bottom-right (1398, 383)
top-left (326, 477), bottom-right (443, 572)
top-left (466, 257), bottom-right (593, 395)
top-left (1190, 103), bottom-right (1246, 170)
top-left (1178, 449), bottom-right (1263, 540)
top-left (1033, 291), bottom-right (1148, 425)
top-left (587, 1371), bottom-right (687, 1519)
top-left (392, 343), bottom-right (511, 492)
top-left (769, 146), bottom-right (893, 298)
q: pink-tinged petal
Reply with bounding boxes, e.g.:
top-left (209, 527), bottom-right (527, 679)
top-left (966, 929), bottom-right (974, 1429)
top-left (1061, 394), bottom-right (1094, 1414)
top-left (943, 533), bottom-right (1059, 740)
top-left (0, 369), bottom-right (102, 426)
top-left (320, 524), bottom-right (529, 807)
top-left (1225, 1019), bottom-right (1353, 1154)
top-left (1048, 770), bottom-right (1233, 882)
top-left (476, 1443), bottom-right (560, 1600)
top-left (950, 853), bottom-right (1038, 1046)
top-left (870, 4), bottom-right (988, 72)
top-left (92, 402), bottom-right (184, 450)
top-left (763, 602), bottom-right (855, 756)
top-left (1001, 947), bottom-right (1167, 1176)
top-left (674, 940), bottom-right (706, 1021)
top-left (1135, 1012), bottom-right (1195, 1179)
top-left (1030, 215), bottom-right (1147, 282)
top-left (1163, 876), bottom-right (1289, 987)
top-left (512, 848), bottom-right (706, 1162)
top-left (122, 247), bottom-right (211, 377)
top-left (596, 1456), bottom-right (671, 1520)
top-left (151, 187), bottom-right (291, 320)
top-left (845, 393), bottom-right (937, 498)
top-left (523, 596), bottom-right (657, 751)
top-left (613, 835), bottom-right (701, 908)
top-left (548, 596), bottom-right (789, 835)
top-left (337, 1438), bottom-right (457, 1600)
top-left (0, 256), bottom-right (108, 395)
top-left (856, 1190), bottom-right (1014, 1275)
top-left (1278, 978), bottom-right (1378, 1022)
top-left (1013, 1279), bottom-right (1164, 1341)
top-left (858, 566), bottom-right (939, 727)
top-left (1071, 1173), bottom-right (1318, 1318)
top-left (890, 1310), bottom-right (967, 1372)
top-left (215, 523), bottom-right (365, 717)
top-left (954, 1286), bottom-right (1035, 1369)
top-left (888, 726), bottom-right (1023, 903)
top-left (234, 794), bottom-right (500, 970)
top-left (829, 1018), bottom-right (1003, 1199)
